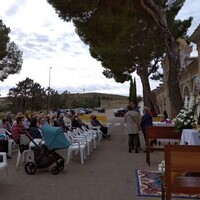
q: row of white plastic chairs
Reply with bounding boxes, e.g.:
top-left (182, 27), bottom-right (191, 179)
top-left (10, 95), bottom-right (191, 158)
top-left (0, 125), bottom-right (103, 170)
top-left (65, 125), bottom-right (103, 164)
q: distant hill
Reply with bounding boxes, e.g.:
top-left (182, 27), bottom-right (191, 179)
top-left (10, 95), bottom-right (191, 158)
top-left (73, 92), bottom-right (129, 109)
top-left (81, 92), bottom-right (128, 99)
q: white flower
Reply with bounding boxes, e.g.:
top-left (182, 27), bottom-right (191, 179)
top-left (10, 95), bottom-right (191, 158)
top-left (174, 95), bottom-right (197, 131)
top-left (158, 160), bottom-right (165, 175)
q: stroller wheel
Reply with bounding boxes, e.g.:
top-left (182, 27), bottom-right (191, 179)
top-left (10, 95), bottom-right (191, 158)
top-left (59, 164), bottom-right (65, 171)
top-left (57, 159), bottom-right (65, 172)
top-left (51, 166), bottom-right (60, 175)
top-left (25, 162), bottom-right (37, 175)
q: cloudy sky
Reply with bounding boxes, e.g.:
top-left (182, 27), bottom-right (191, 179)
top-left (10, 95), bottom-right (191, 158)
top-left (0, 0), bottom-right (199, 97)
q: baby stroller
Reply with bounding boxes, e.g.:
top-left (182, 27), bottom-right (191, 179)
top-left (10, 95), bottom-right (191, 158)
top-left (24, 125), bottom-right (70, 175)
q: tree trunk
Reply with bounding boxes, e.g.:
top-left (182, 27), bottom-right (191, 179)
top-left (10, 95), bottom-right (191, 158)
top-left (138, 70), bottom-right (159, 114)
top-left (165, 34), bottom-right (183, 115)
top-left (138, 0), bottom-right (184, 115)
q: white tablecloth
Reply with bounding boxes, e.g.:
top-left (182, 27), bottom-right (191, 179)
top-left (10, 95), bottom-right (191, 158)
top-left (181, 129), bottom-right (200, 145)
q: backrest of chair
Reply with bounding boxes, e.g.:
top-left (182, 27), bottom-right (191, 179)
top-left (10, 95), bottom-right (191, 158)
top-left (76, 127), bottom-right (83, 133)
top-left (0, 152), bottom-right (7, 163)
top-left (81, 126), bottom-right (88, 132)
top-left (19, 134), bottom-right (30, 145)
top-left (64, 132), bottom-right (71, 142)
top-left (0, 128), bottom-right (10, 140)
top-left (164, 145), bottom-right (200, 186)
top-left (146, 126), bottom-right (181, 145)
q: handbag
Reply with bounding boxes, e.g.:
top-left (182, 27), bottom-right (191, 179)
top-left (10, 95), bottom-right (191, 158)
top-left (130, 115), bottom-right (141, 130)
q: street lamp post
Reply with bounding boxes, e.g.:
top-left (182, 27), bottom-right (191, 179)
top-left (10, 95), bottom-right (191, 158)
top-left (48, 67), bottom-right (52, 114)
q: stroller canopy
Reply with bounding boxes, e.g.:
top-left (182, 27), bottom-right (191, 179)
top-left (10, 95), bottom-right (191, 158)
top-left (41, 125), bottom-right (70, 150)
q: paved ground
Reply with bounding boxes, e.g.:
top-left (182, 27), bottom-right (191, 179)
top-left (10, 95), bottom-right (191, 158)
top-left (0, 110), bottom-right (187, 200)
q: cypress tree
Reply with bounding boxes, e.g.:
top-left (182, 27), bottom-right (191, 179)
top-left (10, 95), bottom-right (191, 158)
top-left (133, 77), bottom-right (137, 105)
top-left (129, 77), bottom-right (133, 103)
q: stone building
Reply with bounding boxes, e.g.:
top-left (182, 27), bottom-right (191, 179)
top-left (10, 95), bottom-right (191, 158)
top-left (153, 24), bottom-right (200, 118)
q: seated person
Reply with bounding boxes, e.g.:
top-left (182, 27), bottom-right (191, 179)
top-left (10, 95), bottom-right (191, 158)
top-left (63, 113), bottom-right (71, 131)
top-left (71, 114), bottom-right (88, 129)
top-left (1, 116), bottom-right (12, 132)
top-left (11, 114), bottom-right (32, 153)
top-left (90, 115), bottom-right (109, 138)
top-left (56, 113), bottom-right (67, 131)
top-left (28, 117), bottom-right (43, 139)
top-left (11, 114), bottom-right (26, 144)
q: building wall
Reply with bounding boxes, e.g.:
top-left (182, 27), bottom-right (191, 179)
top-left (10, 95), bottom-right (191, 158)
top-left (153, 25), bottom-right (200, 119)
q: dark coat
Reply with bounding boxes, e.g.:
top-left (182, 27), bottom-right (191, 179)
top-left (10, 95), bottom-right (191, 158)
top-left (140, 113), bottom-right (153, 137)
top-left (28, 127), bottom-right (43, 139)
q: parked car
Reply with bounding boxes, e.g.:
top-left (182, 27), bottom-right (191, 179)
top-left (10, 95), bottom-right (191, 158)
top-left (84, 108), bottom-right (93, 114)
top-left (97, 108), bottom-right (105, 113)
top-left (114, 108), bottom-right (127, 117)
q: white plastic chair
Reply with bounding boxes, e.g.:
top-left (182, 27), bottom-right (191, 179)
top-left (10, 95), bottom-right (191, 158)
top-left (16, 134), bottom-right (32, 167)
top-left (81, 126), bottom-right (97, 149)
top-left (73, 128), bottom-right (92, 155)
top-left (16, 148), bottom-right (30, 167)
top-left (64, 132), bottom-right (86, 165)
top-left (0, 152), bottom-right (9, 183)
top-left (88, 126), bottom-right (103, 141)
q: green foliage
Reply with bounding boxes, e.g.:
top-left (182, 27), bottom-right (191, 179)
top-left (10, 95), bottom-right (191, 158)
top-left (8, 78), bottom-right (46, 113)
top-left (132, 77), bottom-right (137, 104)
top-left (47, 0), bottom-right (191, 115)
top-left (129, 76), bottom-right (140, 105)
top-left (0, 99), bottom-right (10, 112)
top-left (49, 89), bottom-right (63, 110)
top-left (0, 20), bottom-right (10, 60)
top-left (0, 20), bottom-right (23, 81)
top-left (97, 96), bottom-right (101, 108)
top-left (129, 77), bottom-right (133, 102)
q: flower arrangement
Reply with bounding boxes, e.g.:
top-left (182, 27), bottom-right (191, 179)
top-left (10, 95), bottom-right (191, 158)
top-left (158, 160), bottom-right (165, 175)
top-left (173, 94), bottom-right (197, 131)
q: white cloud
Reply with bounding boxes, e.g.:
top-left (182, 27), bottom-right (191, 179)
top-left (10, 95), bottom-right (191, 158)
top-left (0, 0), bottom-right (199, 97)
